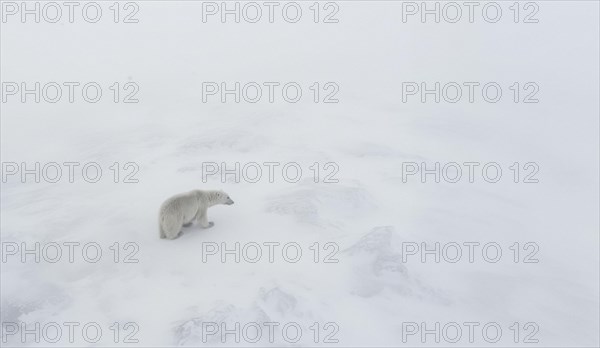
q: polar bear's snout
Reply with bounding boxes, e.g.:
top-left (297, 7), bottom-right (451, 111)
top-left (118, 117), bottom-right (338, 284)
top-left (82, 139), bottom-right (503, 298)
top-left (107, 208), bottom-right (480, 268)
top-left (226, 197), bottom-right (234, 205)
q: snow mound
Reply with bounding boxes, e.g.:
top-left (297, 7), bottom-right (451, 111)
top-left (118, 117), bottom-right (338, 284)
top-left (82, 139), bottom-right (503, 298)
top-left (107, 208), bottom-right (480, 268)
top-left (265, 183), bottom-right (375, 226)
top-left (173, 287), bottom-right (322, 346)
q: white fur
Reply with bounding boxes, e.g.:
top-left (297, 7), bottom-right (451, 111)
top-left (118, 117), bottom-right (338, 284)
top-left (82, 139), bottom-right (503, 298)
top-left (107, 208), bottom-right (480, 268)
top-left (158, 190), bottom-right (234, 240)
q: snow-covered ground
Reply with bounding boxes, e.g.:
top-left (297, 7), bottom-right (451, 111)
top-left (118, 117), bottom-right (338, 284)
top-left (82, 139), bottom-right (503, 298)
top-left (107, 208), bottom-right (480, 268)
top-left (1, 1), bottom-right (599, 346)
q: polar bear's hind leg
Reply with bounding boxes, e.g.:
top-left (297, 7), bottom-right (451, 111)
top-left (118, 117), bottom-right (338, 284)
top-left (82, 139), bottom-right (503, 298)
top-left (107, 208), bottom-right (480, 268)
top-left (161, 213), bottom-right (184, 240)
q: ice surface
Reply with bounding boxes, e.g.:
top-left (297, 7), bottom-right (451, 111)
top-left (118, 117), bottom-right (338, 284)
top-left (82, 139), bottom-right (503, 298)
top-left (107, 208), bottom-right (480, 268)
top-left (1, 1), bottom-right (598, 347)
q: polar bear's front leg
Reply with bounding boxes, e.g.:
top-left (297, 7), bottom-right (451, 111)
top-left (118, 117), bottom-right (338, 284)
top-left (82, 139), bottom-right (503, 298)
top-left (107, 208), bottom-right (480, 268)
top-left (196, 208), bottom-right (214, 228)
top-left (200, 213), bottom-right (214, 228)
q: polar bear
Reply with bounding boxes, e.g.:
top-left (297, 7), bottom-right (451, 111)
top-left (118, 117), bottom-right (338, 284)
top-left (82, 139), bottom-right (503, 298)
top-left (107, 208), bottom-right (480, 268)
top-left (159, 190), bottom-right (234, 239)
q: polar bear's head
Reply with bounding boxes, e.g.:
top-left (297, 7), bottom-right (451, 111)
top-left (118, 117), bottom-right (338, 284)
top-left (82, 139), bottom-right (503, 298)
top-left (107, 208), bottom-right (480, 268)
top-left (215, 191), bottom-right (234, 205)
